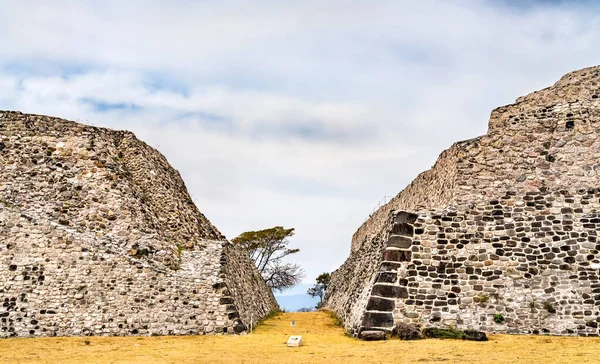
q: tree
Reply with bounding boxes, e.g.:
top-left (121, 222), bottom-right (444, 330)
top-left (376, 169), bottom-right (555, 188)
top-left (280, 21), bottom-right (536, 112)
top-left (232, 226), bottom-right (305, 292)
top-left (307, 272), bottom-right (330, 309)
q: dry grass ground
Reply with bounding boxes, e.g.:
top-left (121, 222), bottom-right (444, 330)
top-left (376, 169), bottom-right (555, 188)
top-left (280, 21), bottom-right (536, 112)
top-left (1, 311), bottom-right (600, 363)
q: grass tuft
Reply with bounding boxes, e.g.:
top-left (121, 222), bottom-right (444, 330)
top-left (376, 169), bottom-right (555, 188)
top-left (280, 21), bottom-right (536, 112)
top-left (324, 310), bottom-right (344, 328)
top-left (543, 301), bottom-right (557, 314)
top-left (494, 314), bottom-right (505, 324)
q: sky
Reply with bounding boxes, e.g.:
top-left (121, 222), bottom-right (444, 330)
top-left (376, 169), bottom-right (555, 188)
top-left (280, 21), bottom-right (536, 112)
top-left (1, 0), bottom-right (600, 289)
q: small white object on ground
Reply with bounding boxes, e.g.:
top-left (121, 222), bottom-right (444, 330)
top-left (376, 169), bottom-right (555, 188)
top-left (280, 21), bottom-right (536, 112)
top-left (287, 335), bottom-right (302, 347)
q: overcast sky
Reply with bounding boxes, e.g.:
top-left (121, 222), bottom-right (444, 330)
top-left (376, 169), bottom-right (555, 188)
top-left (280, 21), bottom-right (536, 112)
top-left (1, 0), bottom-right (600, 289)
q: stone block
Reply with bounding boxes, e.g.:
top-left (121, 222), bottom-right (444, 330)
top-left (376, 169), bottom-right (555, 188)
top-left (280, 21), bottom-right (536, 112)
top-left (393, 211), bottom-right (418, 225)
top-left (382, 249), bottom-right (411, 262)
top-left (366, 297), bottom-right (395, 311)
top-left (390, 223), bottom-right (414, 237)
top-left (376, 272), bottom-right (397, 283)
top-left (386, 235), bottom-right (412, 249)
top-left (371, 284), bottom-right (408, 298)
top-left (359, 330), bottom-right (386, 341)
top-left (463, 330), bottom-right (488, 341)
top-left (287, 335), bottom-right (302, 347)
top-left (219, 297), bottom-right (234, 305)
top-left (380, 262), bottom-right (402, 271)
top-left (362, 312), bottom-right (394, 328)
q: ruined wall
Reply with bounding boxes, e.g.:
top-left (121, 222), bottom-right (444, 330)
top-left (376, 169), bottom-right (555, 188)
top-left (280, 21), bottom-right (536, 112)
top-left (328, 65), bottom-right (600, 337)
top-left (359, 189), bottom-right (600, 337)
top-left (219, 242), bottom-right (277, 329)
top-left (351, 66), bottom-right (600, 254)
top-left (326, 226), bottom-right (388, 334)
top-left (351, 144), bottom-right (461, 253)
top-left (332, 189), bottom-right (600, 337)
top-left (0, 111), bottom-right (278, 337)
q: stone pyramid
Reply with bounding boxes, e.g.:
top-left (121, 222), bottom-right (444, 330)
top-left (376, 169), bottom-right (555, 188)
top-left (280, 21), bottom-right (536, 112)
top-left (0, 111), bottom-right (277, 337)
top-left (327, 65), bottom-right (600, 337)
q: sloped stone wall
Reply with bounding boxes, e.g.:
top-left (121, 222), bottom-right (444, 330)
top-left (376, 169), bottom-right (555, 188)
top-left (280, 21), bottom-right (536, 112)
top-left (219, 242), bottom-right (277, 330)
top-left (351, 146), bottom-right (460, 253)
top-left (326, 226), bottom-right (388, 334)
top-left (0, 205), bottom-right (240, 337)
top-left (0, 111), bottom-right (222, 270)
top-left (328, 65), bottom-right (600, 337)
top-left (351, 66), bottom-right (600, 254)
top-left (0, 111), bottom-right (278, 337)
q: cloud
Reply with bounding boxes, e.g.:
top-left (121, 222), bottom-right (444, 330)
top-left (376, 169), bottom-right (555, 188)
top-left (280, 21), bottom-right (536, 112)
top-left (1, 0), bottom-right (600, 284)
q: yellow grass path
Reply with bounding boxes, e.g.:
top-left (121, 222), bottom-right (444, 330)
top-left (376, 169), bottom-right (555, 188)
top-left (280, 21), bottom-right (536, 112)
top-left (1, 311), bottom-right (600, 363)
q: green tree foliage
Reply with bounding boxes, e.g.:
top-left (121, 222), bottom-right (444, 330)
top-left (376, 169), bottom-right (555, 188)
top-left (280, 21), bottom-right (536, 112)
top-left (307, 272), bottom-right (330, 309)
top-left (232, 226), bottom-right (304, 292)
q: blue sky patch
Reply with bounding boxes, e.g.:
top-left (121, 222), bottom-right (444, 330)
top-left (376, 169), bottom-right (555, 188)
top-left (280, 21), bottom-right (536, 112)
top-left (80, 98), bottom-right (141, 112)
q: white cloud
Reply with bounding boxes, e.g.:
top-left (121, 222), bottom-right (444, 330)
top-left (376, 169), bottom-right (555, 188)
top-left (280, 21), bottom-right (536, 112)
top-left (1, 0), bottom-right (600, 284)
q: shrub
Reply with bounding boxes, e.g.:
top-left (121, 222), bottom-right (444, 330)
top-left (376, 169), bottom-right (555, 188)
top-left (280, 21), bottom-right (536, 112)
top-left (135, 248), bottom-right (151, 257)
top-left (422, 327), bottom-right (487, 341)
top-left (493, 313), bottom-right (505, 324)
top-left (394, 323), bottom-right (423, 340)
top-left (543, 301), bottom-right (556, 314)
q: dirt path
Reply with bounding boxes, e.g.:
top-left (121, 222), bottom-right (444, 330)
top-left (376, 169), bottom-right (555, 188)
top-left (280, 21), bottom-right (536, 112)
top-left (1, 311), bottom-right (600, 363)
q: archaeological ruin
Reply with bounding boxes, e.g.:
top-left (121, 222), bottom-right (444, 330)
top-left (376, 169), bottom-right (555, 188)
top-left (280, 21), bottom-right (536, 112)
top-left (326, 65), bottom-right (600, 337)
top-left (0, 111), bottom-right (278, 337)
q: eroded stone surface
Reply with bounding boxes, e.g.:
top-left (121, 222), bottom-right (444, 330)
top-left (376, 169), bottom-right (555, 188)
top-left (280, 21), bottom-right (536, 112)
top-left (0, 112), bottom-right (278, 337)
top-left (326, 65), bottom-right (600, 337)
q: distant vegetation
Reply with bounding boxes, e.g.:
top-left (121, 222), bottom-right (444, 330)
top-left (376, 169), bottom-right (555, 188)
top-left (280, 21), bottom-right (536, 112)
top-left (307, 272), bottom-right (330, 309)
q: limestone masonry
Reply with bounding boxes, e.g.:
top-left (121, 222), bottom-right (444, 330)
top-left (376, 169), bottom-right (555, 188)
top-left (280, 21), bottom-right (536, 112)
top-left (0, 111), bottom-right (278, 337)
top-left (326, 65), bottom-right (600, 337)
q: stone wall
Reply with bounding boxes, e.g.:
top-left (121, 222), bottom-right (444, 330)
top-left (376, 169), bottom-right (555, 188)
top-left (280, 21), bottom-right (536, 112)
top-left (0, 111), bottom-right (278, 337)
top-left (351, 65), bottom-right (600, 254)
top-left (351, 144), bottom-right (461, 253)
top-left (326, 224), bottom-right (388, 334)
top-left (361, 189), bottom-right (600, 337)
top-left (219, 241), bottom-right (277, 330)
top-left (328, 65), bottom-right (600, 337)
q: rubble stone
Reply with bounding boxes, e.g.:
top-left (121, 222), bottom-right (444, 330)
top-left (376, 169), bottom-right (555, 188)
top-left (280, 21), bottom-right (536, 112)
top-left (0, 111), bottom-right (278, 337)
top-left (326, 65), bottom-right (600, 337)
